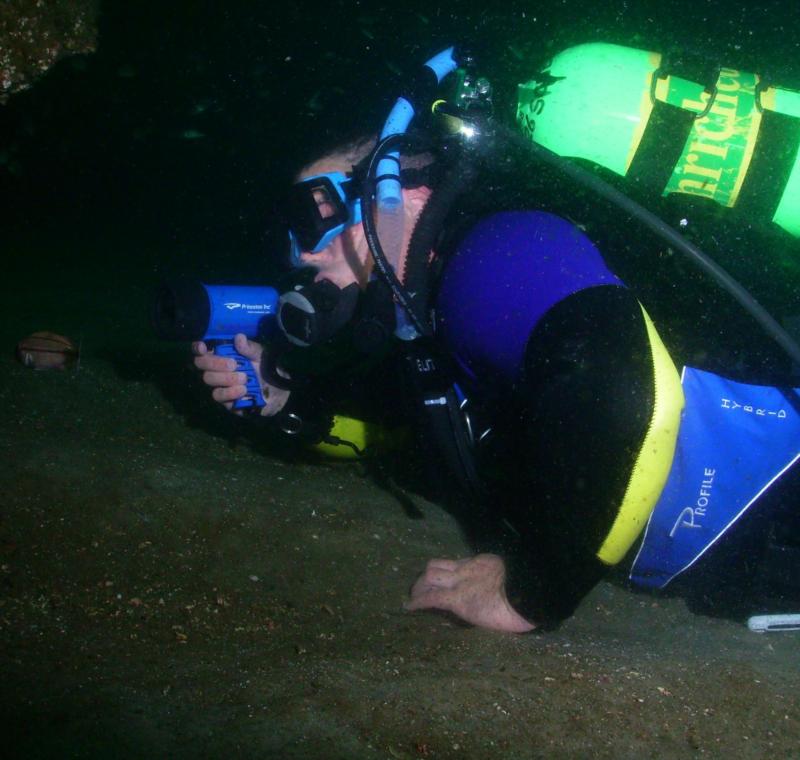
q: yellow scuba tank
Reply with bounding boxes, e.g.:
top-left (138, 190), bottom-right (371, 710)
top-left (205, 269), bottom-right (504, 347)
top-left (516, 42), bottom-right (800, 240)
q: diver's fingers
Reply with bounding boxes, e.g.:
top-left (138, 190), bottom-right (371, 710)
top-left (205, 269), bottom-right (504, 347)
top-left (422, 568), bottom-right (458, 589)
top-left (194, 352), bottom-right (238, 373)
top-left (201, 369), bottom-right (247, 388)
top-left (233, 333), bottom-right (264, 361)
top-left (211, 384), bottom-right (247, 404)
top-left (404, 584), bottom-right (454, 612)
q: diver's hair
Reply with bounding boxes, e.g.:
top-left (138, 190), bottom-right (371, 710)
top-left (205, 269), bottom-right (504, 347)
top-left (299, 134), bottom-right (375, 177)
top-left (298, 133), bottom-right (435, 180)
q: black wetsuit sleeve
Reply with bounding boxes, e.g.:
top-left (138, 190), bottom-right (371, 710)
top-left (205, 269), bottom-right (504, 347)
top-left (481, 285), bottom-right (657, 627)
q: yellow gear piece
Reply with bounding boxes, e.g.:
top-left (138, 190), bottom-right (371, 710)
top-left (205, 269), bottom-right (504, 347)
top-left (313, 415), bottom-right (408, 459)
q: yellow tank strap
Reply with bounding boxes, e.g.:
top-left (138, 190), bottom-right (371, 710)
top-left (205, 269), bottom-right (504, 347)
top-left (596, 305), bottom-right (684, 565)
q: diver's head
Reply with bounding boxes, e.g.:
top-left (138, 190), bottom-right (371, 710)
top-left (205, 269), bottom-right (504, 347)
top-left (284, 136), bottom-right (434, 288)
top-left (287, 140), bottom-right (374, 288)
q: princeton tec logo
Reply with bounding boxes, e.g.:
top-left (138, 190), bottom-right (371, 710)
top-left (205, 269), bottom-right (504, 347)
top-left (224, 302), bottom-right (271, 312)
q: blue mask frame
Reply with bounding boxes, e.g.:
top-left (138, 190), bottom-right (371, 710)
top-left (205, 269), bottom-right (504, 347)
top-left (287, 171), bottom-right (363, 266)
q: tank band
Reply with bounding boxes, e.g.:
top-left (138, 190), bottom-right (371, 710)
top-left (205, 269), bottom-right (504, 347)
top-left (627, 100), bottom-right (696, 192)
top-left (737, 108), bottom-right (800, 222)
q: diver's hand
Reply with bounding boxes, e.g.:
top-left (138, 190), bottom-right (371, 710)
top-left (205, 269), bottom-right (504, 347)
top-left (191, 333), bottom-right (289, 417)
top-left (405, 554), bottom-right (536, 633)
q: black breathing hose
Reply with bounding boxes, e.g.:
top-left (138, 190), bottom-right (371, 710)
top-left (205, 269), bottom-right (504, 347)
top-left (403, 156), bottom-right (477, 313)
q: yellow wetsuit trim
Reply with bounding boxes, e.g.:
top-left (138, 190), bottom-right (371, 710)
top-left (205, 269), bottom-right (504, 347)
top-left (596, 305), bottom-right (684, 565)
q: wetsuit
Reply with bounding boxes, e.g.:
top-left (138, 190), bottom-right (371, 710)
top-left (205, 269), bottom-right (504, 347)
top-left (274, 207), bottom-right (798, 625)
top-left (434, 211), bottom-right (683, 626)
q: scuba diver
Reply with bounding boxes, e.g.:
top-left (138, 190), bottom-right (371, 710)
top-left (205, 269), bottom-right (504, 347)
top-left (184, 45), bottom-right (800, 633)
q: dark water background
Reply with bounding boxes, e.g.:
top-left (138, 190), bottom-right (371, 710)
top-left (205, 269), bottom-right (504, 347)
top-left (2, 0), bottom-right (799, 282)
top-left (2, 2), bottom-right (800, 758)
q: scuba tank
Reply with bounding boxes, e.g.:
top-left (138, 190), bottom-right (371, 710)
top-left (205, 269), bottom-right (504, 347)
top-left (516, 43), bottom-right (800, 244)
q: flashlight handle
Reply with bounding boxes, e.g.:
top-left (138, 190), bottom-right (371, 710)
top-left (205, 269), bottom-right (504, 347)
top-left (213, 341), bottom-right (266, 410)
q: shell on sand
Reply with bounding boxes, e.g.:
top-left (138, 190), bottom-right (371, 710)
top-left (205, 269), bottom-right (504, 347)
top-left (16, 331), bottom-right (79, 370)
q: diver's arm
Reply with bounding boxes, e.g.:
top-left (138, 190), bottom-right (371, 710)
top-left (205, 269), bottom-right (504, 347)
top-left (501, 541), bottom-right (608, 627)
top-left (404, 285), bottom-right (652, 631)
top-left (486, 285), bottom-right (661, 627)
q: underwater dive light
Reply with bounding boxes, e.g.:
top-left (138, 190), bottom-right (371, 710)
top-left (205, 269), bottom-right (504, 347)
top-left (153, 280), bottom-right (279, 409)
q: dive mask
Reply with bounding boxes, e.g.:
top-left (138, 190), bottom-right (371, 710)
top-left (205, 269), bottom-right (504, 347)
top-left (286, 171), bottom-right (363, 266)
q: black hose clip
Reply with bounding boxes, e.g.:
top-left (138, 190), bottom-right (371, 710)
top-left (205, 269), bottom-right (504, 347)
top-left (649, 49), bottom-right (721, 120)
